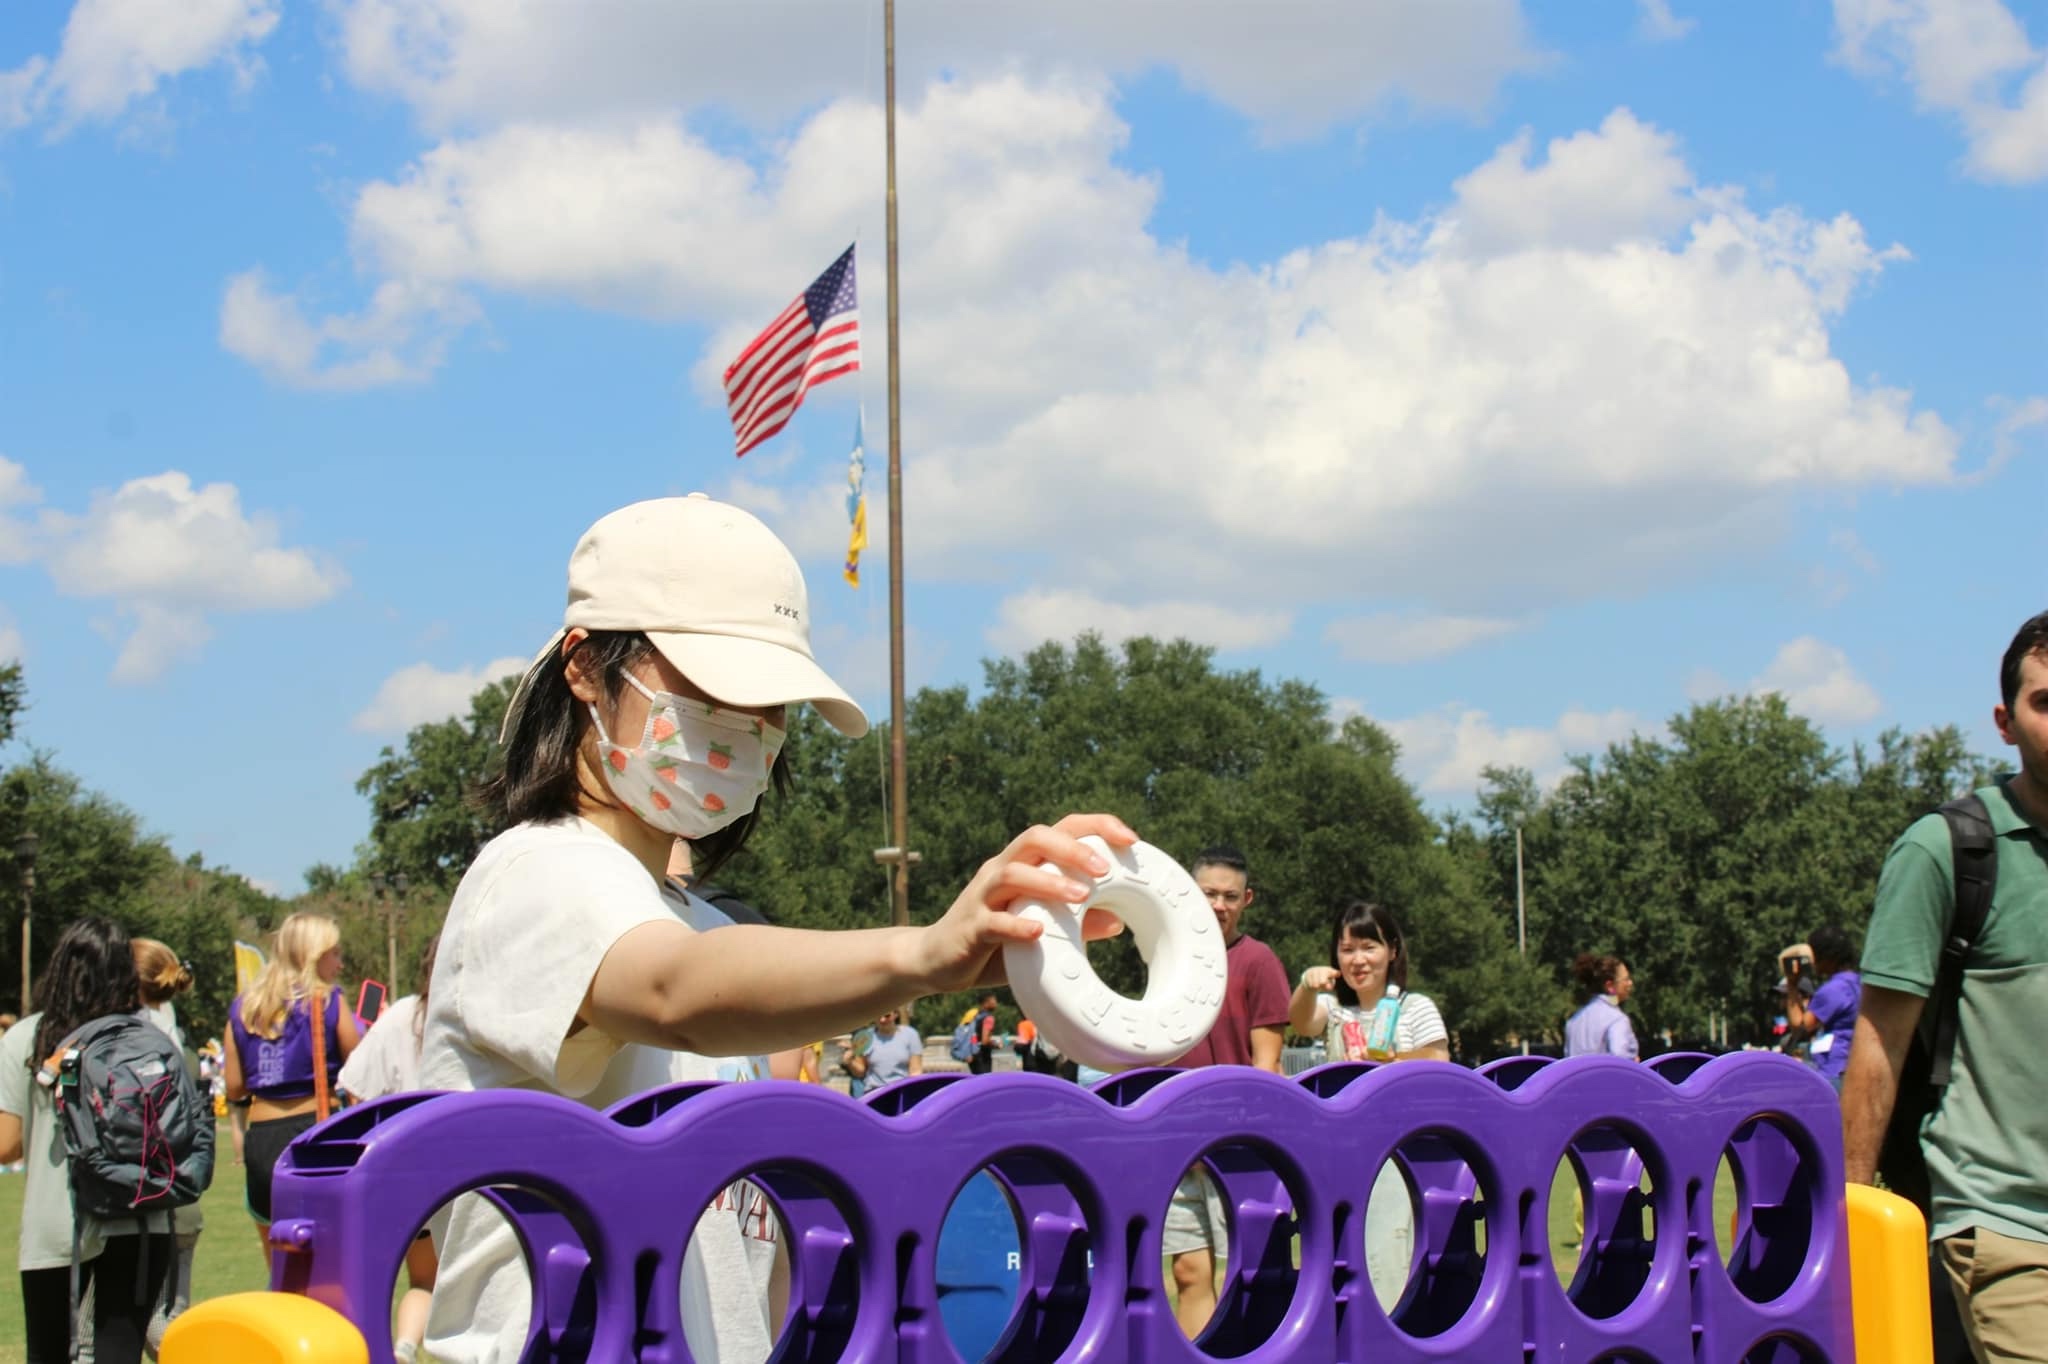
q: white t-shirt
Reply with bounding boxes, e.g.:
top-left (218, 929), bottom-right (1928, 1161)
top-left (1316, 986), bottom-right (1448, 1061)
top-left (419, 817), bottom-right (777, 1364)
top-left (338, 994), bottom-right (425, 1101)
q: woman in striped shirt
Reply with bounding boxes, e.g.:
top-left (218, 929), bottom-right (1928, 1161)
top-left (1288, 901), bottom-right (1450, 1063)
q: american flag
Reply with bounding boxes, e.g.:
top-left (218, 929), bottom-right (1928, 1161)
top-left (723, 245), bottom-right (861, 458)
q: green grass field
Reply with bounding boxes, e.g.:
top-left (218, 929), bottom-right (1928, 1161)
top-left (0, 1126), bottom-right (1740, 1362)
top-left (0, 1121), bottom-right (269, 1364)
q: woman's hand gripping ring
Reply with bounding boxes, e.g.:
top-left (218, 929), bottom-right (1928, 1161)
top-left (1003, 836), bottom-right (1227, 1072)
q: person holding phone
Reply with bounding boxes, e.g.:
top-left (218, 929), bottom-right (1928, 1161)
top-left (1782, 926), bottom-right (1859, 1091)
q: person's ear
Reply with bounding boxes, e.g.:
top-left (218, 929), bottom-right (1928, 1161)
top-left (1994, 701), bottom-right (2016, 747)
top-left (562, 629), bottom-right (600, 704)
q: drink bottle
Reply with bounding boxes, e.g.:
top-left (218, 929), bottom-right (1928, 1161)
top-left (1365, 991), bottom-right (1403, 1061)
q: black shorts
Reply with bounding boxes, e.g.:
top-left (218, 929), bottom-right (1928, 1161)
top-left (244, 1113), bottom-right (320, 1223)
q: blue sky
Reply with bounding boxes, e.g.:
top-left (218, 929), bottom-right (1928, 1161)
top-left (1, 0), bottom-right (2043, 896)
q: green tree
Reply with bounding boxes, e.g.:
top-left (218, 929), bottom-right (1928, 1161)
top-left (1469, 697), bottom-right (1992, 1047)
top-left (128, 852), bottom-right (283, 1044)
top-left (0, 755), bottom-right (168, 1012)
top-left (0, 661), bottom-right (22, 746)
top-left (354, 678), bottom-right (518, 889)
top-left (725, 635), bottom-right (1512, 1049)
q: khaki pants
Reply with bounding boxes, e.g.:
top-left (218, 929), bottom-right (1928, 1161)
top-left (1938, 1226), bottom-right (2048, 1363)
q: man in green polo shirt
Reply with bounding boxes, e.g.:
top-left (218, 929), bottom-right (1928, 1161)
top-left (1843, 609), bottom-right (2048, 1362)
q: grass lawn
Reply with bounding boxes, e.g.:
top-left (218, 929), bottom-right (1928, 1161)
top-left (0, 1120), bottom-right (269, 1364)
top-left (0, 1126), bottom-right (1743, 1361)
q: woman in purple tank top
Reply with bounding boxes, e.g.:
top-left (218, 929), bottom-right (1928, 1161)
top-left (223, 913), bottom-right (359, 1251)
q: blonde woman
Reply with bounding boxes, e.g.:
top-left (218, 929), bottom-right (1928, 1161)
top-left (223, 914), bottom-right (359, 1248)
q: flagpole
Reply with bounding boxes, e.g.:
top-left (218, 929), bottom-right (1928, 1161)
top-left (882, 0), bottom-right (913, 932)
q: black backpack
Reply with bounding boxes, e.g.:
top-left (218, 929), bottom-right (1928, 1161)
top-left (46, 1013), bottom-right (216, 1353)
top-left (1875, 793), bottom-right (1996, 1214)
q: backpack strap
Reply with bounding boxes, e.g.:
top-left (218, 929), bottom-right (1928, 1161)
top-left (1931, 794), bottom-right (1998, 1088)
top-left (68, 1193), bottom-right (83, 1364)
top-left (311, 990), bottom-right (331, 1123)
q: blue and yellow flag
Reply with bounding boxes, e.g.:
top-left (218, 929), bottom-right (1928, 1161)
top-left (233, 940), bottom-right (266, 994)
top-left (844, 414), bottom-right (868, 587)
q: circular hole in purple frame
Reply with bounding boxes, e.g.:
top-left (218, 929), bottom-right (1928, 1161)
top-left (1721, 1115), bottom-right (1819, 1306)
top-left (1549, 1124), bottom-right (1661, 1320)
top-left (1164, 1140), bottom-right (1304, 1359)
top-left (936, 1153), bottom-right (1098, 1363)
top-left (1371, 1129), bottom-right (1496, 1341)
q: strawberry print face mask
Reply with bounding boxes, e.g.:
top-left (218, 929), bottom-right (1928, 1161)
top-left (589, 672), bottom-right (784, 838)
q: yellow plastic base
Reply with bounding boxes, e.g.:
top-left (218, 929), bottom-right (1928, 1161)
top-left (1846, 1182), bottom-right (1934, 1364)
top-left (160, 1291), bottom-right (370, 1364)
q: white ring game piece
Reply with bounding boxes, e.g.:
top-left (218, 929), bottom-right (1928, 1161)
top-left (1003, 836), bottom-right (1227, 1073)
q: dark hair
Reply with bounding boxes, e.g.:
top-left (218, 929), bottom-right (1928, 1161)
top-left (1328, 900), bottom-right (1409, 1006)
top-left (2001, 610), bottom-right (2048, 712)
top-left (481, 629), bottom-right (790, 881)
top-left (1808, 924), bottom-right (1856, 973)
top-left (1191, 845), bottom-right (1247, 877)
top-left (1571, 953), bottom-right (1626, 1001)
top-left (31, 917), bottom-right (142, 1069)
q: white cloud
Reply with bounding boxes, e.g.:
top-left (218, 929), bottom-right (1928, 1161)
top-left (330, 0), bottom-right (1541, 138)
top-left (0, 60), bottom-right (46, 131)
top-left (1749, 636), bottom-right (1883, 726)
top-left (1810, 526), bottom-right (1883, 605)
top-left (1832, 0), bottom-right (2048, 183)
top-left (1829, 527), bottom-right (1881, 576)
top-left (353, 656), bottom-right (528, 733)
top-left (28, 471), bottom-right (346, 683)
top-left (987, 590), bottom-right (1292, 657)
top-left (1386, 703), bottom-right (1643, 797)
top-left (1, 0), bottom-right (279, 133)
top-left (0, 614), bottom-right (21, 666)
top-left (1637, 1), bottom-right (1697, 42)
top-left (219, 269), bottom-right (475, 390)
top-left (1975, 393), bottom-right (2048, 481)
top-left (244, 85), bottom-right (1957, 622)
top-left (1684, 667), bottom-right (1730, 702)
top-left (104, 604), bottom-right (212, 684)
top-left (0, 457), bottom-right (39, 564)
top-left (1324, 611), bottom-right (1527, 663)
top-left (1444, 109), bottom-right (1697, 256)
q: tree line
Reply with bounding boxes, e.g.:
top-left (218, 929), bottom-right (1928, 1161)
top-left (0, 639), bottom-right (1997, 1059)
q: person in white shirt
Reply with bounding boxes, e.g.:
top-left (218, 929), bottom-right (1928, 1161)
top-left (338, 936), bottom-right (440, 1364)
top-left (418, 495), bottom-right (1133, 1364)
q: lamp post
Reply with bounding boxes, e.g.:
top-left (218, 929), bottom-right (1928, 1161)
top-left (15, 831), bottom-right (38, 1015)
top-left (1513, 817), bottom-right (1527, 958)
top-left (370, 871), bottom-right (408, 1004)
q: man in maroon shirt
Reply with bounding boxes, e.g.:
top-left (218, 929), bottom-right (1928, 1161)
top-left (1166, 845), bottom-right (1291, 1336)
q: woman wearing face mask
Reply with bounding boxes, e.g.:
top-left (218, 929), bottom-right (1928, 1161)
top-left (1288, 901), bottom-right (1450, 1064)
top-left (418, 495), bottom-right (1133, 1364)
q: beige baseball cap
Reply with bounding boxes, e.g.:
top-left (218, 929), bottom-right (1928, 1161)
top-left (502, 494), bottom-right (868, 740)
